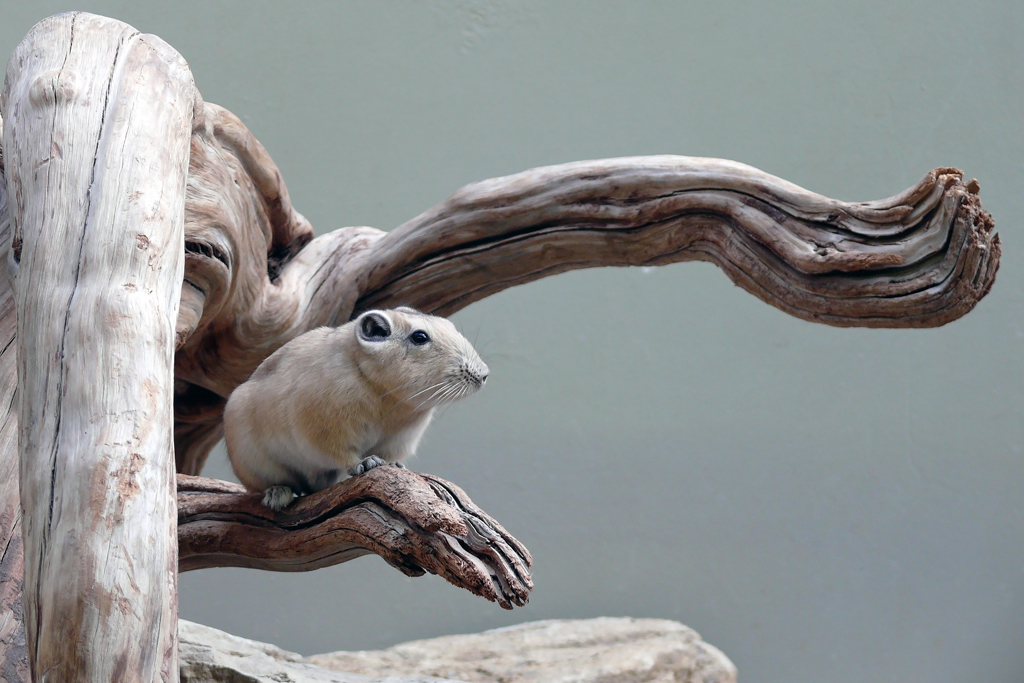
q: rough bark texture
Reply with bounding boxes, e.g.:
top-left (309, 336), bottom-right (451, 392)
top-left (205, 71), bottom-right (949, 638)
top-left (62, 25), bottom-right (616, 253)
top-left (0, 10), bottom-right (1002, 682)
top-left (178, 468), bottom-right (532, 610)
top-left (1, 13), bottom-right (193, 682)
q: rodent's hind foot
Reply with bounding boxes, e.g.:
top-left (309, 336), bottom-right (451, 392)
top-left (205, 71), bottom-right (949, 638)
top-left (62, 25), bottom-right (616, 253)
top-left (393, 461), bottom-right (406, 469)
top-left (348, 455), bottom-right (387, 476)
top-left (261, 485), bottom-right (297, 511)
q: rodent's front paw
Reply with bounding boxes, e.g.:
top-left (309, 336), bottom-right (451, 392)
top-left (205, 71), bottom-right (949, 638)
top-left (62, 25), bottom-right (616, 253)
top-left (348, 455), bottom-right (387, 476)
top-left (261, 485), bottom-right (297, 510)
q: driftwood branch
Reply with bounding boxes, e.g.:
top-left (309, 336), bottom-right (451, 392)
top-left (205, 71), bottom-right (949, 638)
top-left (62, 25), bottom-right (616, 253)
top-left (174, 146), bottom-right (999, 400)
top-left (352, 160), bottom-right (997, 325)
top-left (170, 118), bottom-right (998, 471)
top-left (0, 132), bottom-right (25, 682)
top-left (177, 468), bottom-right (532, 610)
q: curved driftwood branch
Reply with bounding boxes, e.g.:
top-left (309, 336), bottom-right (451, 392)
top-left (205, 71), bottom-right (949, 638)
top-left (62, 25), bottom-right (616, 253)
top-left (170, 130), bottom-right (999, 414)
top-left (177, 468), bottom-right (532, 610)
top-left (351, 159), bottom-right (997, 325)
top-left (168, 112), bottom-right (998, 474)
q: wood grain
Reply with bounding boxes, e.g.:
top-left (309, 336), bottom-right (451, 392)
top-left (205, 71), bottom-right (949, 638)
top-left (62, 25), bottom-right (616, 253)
top-left (0, 108), bottom-right (27, 683)
top-left (354, 160), bottom-right (997, 325)
top-left (178, 467), bottom-right (533, 610)
top-left (1, 13), bottom-right (194, 682)
top-left (169, 131), bottom-right (998, 471)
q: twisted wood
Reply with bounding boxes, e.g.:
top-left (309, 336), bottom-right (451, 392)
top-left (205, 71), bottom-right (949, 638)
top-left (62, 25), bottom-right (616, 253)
top-left (170, 109), bottom-right (998, 474)
top-left (178, 468), bottom-right (532, 610)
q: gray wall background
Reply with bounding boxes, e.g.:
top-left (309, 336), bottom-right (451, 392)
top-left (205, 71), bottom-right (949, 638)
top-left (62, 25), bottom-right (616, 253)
top-left (3, 2), bottom-right (1022, 682)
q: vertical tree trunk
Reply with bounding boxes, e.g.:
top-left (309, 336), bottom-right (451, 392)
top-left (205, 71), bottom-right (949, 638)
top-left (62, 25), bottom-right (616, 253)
top-left (1, 13), bottom-right (194, 682)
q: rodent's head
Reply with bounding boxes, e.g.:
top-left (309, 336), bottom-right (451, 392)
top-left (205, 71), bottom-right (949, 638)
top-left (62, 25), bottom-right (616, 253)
top-left (350, 307), bottom-right (489, 412)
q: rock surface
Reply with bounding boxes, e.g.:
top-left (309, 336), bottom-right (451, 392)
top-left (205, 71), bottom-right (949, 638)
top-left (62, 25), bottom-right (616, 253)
top-left (308, 617), bottom-right (737, 683)
top-left (179, 620), bottom-right (459, 683)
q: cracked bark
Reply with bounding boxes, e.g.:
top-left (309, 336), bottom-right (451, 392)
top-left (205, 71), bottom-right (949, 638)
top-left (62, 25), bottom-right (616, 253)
top-left (0, 10), bottom-right (1001, 683)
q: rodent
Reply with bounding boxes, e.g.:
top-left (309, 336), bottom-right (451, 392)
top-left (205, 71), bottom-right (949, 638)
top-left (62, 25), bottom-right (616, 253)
top-left (224, 307), bottom-right (489, 510)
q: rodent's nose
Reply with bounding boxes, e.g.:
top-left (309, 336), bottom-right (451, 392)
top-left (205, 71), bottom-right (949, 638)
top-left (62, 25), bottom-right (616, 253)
top-left (470, 361), bottom-right (489, 386)
top-left (465, 359), bottom-right (489, 387)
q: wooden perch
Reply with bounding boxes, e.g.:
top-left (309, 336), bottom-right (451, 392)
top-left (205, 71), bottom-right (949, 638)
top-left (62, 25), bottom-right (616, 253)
top-left (177, 468), bottom-right (533, 610)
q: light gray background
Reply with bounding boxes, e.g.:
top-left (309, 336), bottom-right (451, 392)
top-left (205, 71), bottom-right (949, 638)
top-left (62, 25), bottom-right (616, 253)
top-left (3, 2), bottom-right (1022, 682)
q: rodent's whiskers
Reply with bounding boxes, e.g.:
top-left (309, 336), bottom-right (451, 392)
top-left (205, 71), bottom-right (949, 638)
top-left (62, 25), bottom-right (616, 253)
top-left (427, 382), bottom-right (461, 409)
top-left (403, 379), bottom-right (449, 403)
top-left (379, 379), bottom-right (449, 420)
top-left (433, 377), bottom-right (476, 407)
top-left (413, 380), bottom-right (457, 412)
top-left (432, 380), bottom-right (475, 421)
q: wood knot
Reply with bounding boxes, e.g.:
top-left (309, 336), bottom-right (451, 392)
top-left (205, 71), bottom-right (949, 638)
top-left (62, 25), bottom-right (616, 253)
top-left (28, 70), bottom-right (79, 108)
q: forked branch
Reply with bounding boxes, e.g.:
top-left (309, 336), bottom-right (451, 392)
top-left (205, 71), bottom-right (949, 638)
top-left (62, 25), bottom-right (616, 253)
top-left (177, 467), bottom-right (533, 610)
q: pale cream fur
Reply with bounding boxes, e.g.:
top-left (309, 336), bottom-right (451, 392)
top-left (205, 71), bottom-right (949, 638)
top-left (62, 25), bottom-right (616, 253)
top-left (224, 308), bottom-right (489, 501)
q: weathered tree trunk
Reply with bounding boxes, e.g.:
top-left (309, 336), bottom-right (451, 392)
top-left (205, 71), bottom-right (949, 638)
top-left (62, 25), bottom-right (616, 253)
top-left (1, 13), bottom-right (194, 682)
top-left (0, 10), bottom-right (1002, 683)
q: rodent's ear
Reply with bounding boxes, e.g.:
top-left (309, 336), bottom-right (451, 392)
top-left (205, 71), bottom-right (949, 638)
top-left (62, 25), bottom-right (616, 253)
top-left (358, 312), bottom-right (392, 341)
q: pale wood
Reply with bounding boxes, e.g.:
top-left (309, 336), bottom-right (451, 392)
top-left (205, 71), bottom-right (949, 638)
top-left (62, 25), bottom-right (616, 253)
top-left (0, 110), bottom-right (28, 683)
top-left (177, 468), bottom-right (532, 609)
top-left (1, 13), bottom-right (194, 682)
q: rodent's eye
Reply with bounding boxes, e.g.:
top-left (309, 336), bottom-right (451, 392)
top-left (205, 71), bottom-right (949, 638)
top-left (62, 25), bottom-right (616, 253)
top-left (409, 330), bottom-right (431, 346)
